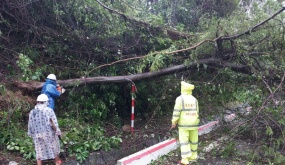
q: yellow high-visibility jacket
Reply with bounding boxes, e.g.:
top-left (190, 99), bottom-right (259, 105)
top-left (172, 81), bottom-right (199, 130)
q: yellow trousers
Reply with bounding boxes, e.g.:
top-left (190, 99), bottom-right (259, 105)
top-left (179, 129), bottom-right (198, 164)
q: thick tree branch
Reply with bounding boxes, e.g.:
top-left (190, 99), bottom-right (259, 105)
top-left (88, 6), bottom-right (285, 74)
top-left (15, 58), bottom-right (251, 90)
top-left (85, 39), bottom-right (215, 76)
top-left (220, 7), bottom-right (285, 40)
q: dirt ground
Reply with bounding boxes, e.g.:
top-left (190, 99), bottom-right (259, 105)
top-left (0, 113), bottom-right (255, 165)
top-left (0, 113), bottom-right (173, 165)
top-left (0, 151), bottom-right (25, 165)
top-left (151, 137), bottom-right (253, 165)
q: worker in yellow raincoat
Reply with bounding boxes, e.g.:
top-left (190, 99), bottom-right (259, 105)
top-left (170, 81), bottom-right (199, 164)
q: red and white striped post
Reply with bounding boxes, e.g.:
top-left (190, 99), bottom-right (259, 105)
top-left (131, 84), bottom-right (135, 134)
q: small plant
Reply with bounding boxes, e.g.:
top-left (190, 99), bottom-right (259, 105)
top-left (0, 84), bottom-right (6, 95)
top-left (62, 124), bottom-right (122, 163)
top-left (220, 141), bottom-right (236, 158)
top-left (6, 136), bottom-right (36, 159)
top-left (75, 146), bottom-right (89, 163)
top-left (16, 53), bottom-right (42, 81)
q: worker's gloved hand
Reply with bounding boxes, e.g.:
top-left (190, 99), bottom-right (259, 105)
top-left (57, 84), bottom-right (66, 94)
top-left (56, 85), bottom-right (62, 93)
top-left (56, 129), bottom-right (61, 136)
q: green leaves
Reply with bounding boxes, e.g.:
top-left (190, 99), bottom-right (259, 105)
top-left (266, 126), bottom-right (273, 136)
top-left (220, 141), bottom-right (236, 158)
top-left (0, 84), bottom-right (6, 95)
top-left (150, 53), bottom-right (166, 71)
top-left (63, 124), bottom-right (122, 163)
top-left (6, 137), bottom-right (35, 160)
top-left (16, 53), bottom-right (33, 81)
top-left (16, 53), bottom-right (42, 81)
top-left (76, 150), bottom-right (89, 163)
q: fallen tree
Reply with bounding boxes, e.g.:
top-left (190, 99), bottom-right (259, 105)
top-left (15, 58), bottom-right (251, 90)
top-left (15, 5), bottom-right (285, 91)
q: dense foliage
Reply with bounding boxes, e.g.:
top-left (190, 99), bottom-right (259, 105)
top-left (1, 0), bottom-right (285, 163)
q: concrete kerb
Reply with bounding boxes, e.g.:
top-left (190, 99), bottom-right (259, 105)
top-left (117, 121), bottom-right (219, 165)
top-left (117, 138), bottom-right (178, 165)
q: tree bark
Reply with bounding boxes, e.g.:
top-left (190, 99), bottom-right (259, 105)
top-left (170, 0), bottom-right (178, 27)
top-left (15, 58), bottom-right (251, 90)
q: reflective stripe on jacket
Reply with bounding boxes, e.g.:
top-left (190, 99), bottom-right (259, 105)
top-left (172, 95), bottom-right (199, 130)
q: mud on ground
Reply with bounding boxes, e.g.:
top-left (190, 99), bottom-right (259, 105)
top-left (0, 112), bottom-right (257, 165)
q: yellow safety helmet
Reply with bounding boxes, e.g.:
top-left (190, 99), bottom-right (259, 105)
top-left (181, 81), bottom-right (194, 94)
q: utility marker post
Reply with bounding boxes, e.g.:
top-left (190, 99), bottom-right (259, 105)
top-left (131, 84), bottom-right (135, 134)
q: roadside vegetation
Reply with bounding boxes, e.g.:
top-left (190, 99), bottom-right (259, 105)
top-left (1, 0), bottom-right (285, 164)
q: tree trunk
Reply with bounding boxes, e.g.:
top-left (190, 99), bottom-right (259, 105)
top-left (169, 0), bottom-right (178, 27)
top-left (15, 58), bottom-right (251, 90)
